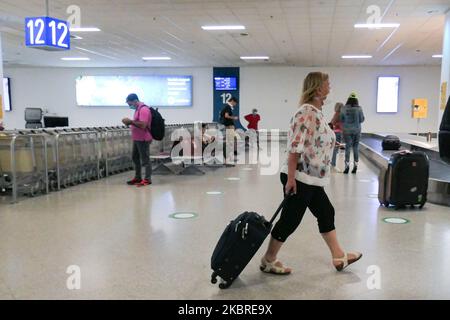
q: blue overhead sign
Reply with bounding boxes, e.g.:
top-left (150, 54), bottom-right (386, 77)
top-left (25, 17), bottom-right (70, 51)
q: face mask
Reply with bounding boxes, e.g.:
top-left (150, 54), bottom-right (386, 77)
top-left (129, 104), bottom-right (137, 110)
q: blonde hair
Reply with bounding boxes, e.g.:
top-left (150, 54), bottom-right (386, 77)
top-left (300, 72), bottom-right (329, 105)
top-left (334, 102), bottom-right (344, 113)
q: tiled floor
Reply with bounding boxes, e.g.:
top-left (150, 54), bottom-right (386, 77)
top-left (1, 149), bottom-right (449, 300)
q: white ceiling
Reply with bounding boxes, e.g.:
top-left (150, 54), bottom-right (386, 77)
top-left (0, 0), bottom-right (449, 68)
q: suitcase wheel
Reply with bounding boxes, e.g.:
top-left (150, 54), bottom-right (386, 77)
top-left (211, 272), bottom-right (218, 285)
top-left (219, 281), bottom-right (232, 290)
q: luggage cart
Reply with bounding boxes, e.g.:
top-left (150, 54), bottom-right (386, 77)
top-left (0, 132), bottom-right (49, 203)
top-left (55, 131), bottom-right (100, 190)
top-left (104, 128), bottom-right (133, 176)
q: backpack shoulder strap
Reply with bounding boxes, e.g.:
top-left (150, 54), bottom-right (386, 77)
top-left (137, 105), bottom-right (152, 128)
top-left (137, 104), bottom-right (149, 115)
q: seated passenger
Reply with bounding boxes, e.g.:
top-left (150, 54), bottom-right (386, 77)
top-left (244, 109), bottom-right (261, 149)
top-left (201, 124), bottom-right (215, 151)
top-left (172, 136), bottom-right (199, 158)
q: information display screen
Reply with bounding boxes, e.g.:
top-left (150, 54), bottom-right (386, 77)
top-left (214, 77), bottom-right (237, 91)
top-left (76, 75), bottom-right (193, 107)
top-left (377, 76), bottom-right (400, 113)
top-left (3, 78), bottom-right (12, 112)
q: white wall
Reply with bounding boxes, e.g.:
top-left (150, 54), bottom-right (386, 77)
top-left (3, 65), bottom-right (441, 133)
top-left (240, 66), bottom-right (441, 133)
top-left (2, 67), bottom-right (212, 129)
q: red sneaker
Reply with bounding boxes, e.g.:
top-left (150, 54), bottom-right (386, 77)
top-left (136, 179), bottom-right (152, 187)
top-left (127, 178), bottom-right (141, 185)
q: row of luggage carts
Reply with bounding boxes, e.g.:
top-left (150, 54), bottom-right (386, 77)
top-left (0, 123), bottom-right (226, 203)
top-left (0, 126), bottom-right (133, 203)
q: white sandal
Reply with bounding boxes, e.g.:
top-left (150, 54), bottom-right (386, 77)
top-left (260, 258), bottom-right (292, 275)
top-left (333, 252), bottom-right (363, 271)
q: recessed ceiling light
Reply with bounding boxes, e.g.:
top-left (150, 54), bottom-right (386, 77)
top-left (354, 23), bottom-right (400, 29)
top-left (69, 27), bottom-right (101, 32)
top-left (240, 56), bottom-right (270, 60)
top-left (342, 55), bottom-right (373, 59)
top-left (432, 54), bottom-right (443, 58)
top-left (202, 25), bottom-right (246, 31)
top-left (61, 57), bottom-right (90, 61)
top-left (142, 57), bottom-right (172, 61)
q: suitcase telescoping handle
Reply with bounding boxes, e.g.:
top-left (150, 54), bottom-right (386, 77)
top-left (269, 193), bottom-right (294, 225)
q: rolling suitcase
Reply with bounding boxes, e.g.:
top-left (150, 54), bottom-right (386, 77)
top-left (382, 135), bottom-right (401, 151)
top-left (211, 196), bottom-right (291, 289)
top-left (378, 151), bottom-right (429, 209)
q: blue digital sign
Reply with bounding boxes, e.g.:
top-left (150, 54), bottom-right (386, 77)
top-left (214, 77), bottom-right (237, 91)
top-left (25, 17), bottom-right (70, 51)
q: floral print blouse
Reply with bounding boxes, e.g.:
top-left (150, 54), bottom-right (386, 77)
top-left (280, 104), bottom-right (336, 187)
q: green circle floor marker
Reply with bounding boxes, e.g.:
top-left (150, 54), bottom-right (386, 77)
top-left (226, 177), bottom-right (241, 181)
top-left (169, 212), bottom-right (198, 220)
top-left (383, 217), bottom-right (410, 224)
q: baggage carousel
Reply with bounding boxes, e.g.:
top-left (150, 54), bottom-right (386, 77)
top-left (360, 133), bottom-right (450, 207)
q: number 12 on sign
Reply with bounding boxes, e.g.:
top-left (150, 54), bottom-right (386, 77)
top-left (25, 17), bottom-right (70, 51)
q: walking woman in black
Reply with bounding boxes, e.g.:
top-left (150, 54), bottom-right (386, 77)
top-left (260, 72), bottom-right (363, 274)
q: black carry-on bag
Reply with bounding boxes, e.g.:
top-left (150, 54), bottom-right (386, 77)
top-left (211, 195), bottom-right (291, 289)
top-left (382, 135), bottom-right (401, 151)
top-left (378, 150), bottom-right (429, 210)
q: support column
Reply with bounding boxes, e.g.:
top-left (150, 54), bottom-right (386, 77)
top-left (438, 9), bottom-right (450, 130)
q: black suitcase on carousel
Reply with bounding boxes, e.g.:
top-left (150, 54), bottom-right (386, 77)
top-left (211, 196), bottom-right (291, 289)
top-left (378, 151), bottom-right (429, 209)
top-left (382, 135), bottom-right (401, 151)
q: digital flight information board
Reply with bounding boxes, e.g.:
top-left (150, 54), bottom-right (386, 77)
top-left (214, 77), bottom-right (237, 91)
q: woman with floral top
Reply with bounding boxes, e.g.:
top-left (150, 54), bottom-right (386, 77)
top-left (260, 72), bottom-right (362, 275)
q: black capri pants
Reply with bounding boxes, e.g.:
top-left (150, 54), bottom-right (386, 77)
top-left (271, 173), bottom-right (336, 242)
